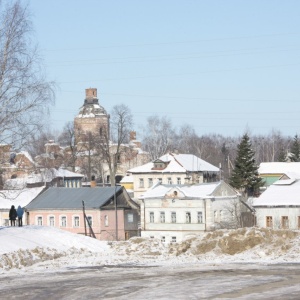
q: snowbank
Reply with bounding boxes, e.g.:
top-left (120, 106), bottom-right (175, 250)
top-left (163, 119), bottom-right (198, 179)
top-left (1, 226), bottom-right (300, 273)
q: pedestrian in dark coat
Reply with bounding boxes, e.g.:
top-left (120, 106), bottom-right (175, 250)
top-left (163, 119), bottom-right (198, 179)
top-left (9, 205), bottom-right (17, 226)
top-left (16, 205), bottom-right (24, 227)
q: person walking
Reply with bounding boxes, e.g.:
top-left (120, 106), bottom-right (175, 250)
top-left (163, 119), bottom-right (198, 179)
top-left (16, 205), bottom-right (24, 227)
top-left (9, 205), bottom-right (17, 226)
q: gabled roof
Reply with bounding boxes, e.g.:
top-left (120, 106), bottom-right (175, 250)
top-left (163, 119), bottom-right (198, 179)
top-left (140, 181), bottom-right (236, 199)
top-left (0, 187), bottom-right (46, 209)
top-left (26, 168), bottom-right (84, 184)
top-left (26, 186), bottom-right (123, 210)
top-left (259, 162), bottom-right (300, 177)
top-left (128, 153), bottom-right (219, 174)
top-left (253, 179), bottom-right (300, 207)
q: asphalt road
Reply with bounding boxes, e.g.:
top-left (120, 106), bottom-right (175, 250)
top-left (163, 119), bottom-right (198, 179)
top-left (1, 263), bottom-right (300, 299)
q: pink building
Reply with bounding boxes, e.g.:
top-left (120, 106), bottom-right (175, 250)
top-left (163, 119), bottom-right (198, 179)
top-left (25, 186), bottom-right (140, 241)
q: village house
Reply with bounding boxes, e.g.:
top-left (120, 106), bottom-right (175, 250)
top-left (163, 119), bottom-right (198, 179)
top-left (139, 180), bottom-right (239, 243)
top-left (127, 152), bottom-right (220, 199)
top-left (252, 178), bottom-right (300, 230)
top-left (25, 186), bottom-right (140, 241)
top-left (0, 144), bottom-right (36, 186)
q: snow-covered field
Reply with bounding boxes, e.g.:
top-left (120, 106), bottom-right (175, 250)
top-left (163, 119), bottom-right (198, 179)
top-left (1, 226), bottom-right (300, 299)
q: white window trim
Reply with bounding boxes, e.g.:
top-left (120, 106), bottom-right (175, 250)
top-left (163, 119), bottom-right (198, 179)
top-left (73, 215), bottom-right (80, 228)
top-left (60, 215), bottom-right (67, 227)
top-left (48, 215), bottom-right (55, 226)
top-left (104, 215), bottom-right (109, 227)
top-left (36, 215), bottom-right (43, 226)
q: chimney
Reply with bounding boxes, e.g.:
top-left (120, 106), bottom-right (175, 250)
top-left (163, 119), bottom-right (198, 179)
top-left (90, 175), bottom-right (96, 188)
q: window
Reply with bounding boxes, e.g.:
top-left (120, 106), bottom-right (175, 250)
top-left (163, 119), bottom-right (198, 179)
top-left (177, 177), bottom-right (181, 185)
top-left (266, 216), bottom-right (273, 228)
top-left (186, 212), bottom-right (191, 223)
top-left (104, 215), bottom-right (108, 226)
top-left (61, 216), bottom-right (67, 227)
top-left (161, 236), bottom-right (165, 243)
top-left (160, 212), bottom-right (165, 223)
top-left (49, 216), bottom-right (55, 227)
top-left (149, 212), bottom-right (154, 223)
top-left (127, 213), bottom-right (133, 223)
top-left (214, 210), bottom-right (217, 222)
top-left (37, 216), bottom-right (43, 226)
top-left (171, 236), bottom-right (176, 243)
top-left (139, 178), bottom-right (144, 188)
top-left (148, 178), bottom-right (153, 187)
top-left (197, 212), bottom-right (203, 223)
top-left (298, 216), bottom-right (300, 229)
top-left (74, 216), bottom-right (80, 227)
top-left (281, 216), bottom-right (289, 229)
top-left (171, 212), bottom-right (176, 223)
top-left (168, 177), bottom-right (172, 184)
top-left (86, 216), bottom-right (92, 227)
top-left (158, 178), bottom-right (162, 183)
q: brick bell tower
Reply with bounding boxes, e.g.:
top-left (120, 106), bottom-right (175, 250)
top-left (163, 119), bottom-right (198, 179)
top-left (74, 88), bottom-right (110, 146)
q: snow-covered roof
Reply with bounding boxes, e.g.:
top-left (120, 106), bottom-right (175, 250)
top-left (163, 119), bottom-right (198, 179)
top-left (259, 162), bottom-right (300, 176)
top-left (120, 175), bottom-right (133, 183)
top-left (26, 168), bottom-right (84, 184)
top-left (4, 177), bottom-right (28, 189)
top-left (141, 181), bottom-right (222, 199)
top-left (253, 179), bottom-right (300, 207)
top-left (128, 153), bottom-right (219, 174)
top-left (17, 151), bottom-right (35, 164)
top-left (0, 186), bottom-right (46, 209)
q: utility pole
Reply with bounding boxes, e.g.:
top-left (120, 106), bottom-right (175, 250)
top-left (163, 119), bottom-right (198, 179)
top-left (114, 185), bottom-right (118, 241)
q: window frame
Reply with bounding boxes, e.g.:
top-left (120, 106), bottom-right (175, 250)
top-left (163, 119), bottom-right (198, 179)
top-left (37, 216), bottom-right (43, 226)
top-left (281, 216), bottom-right (289, 229)
top-left (73, 216), bottom-right (80, 228)
top-left (266, 216), bottom-right (273, 228)
top-left (185, 212), bottom-right (191, 223)
top-left (160, 211), bottom-right (165, 223)
top-left (171, 212), bottom-right (176, 223)
top-left (139, 178), bottom-right (144, 188)
top-left (149, 212), bottom-right (154, 223)
top-left (197, 211), bottom-right (203, 223)
top-left (60, 215), bottom-right (67, 227)
top-left (48, 215), bottom-right (55, 227)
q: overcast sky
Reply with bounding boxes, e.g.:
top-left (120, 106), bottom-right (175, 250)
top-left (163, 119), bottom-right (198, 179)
top-left (27, 0), bottom-right (300, 138)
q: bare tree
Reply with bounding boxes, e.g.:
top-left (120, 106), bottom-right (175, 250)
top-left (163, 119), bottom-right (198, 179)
top-left (57, 121), bottom-right (78, 171)
top-left (142, 115), bottom-right (175, 160)
top-left (95, 104), bottom-right (133, 186)
top-left (0, 1), bottom-right (55, 150)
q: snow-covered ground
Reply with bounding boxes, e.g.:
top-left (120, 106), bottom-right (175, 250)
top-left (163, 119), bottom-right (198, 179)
top-left (1, 226), bottom-right (300, 299)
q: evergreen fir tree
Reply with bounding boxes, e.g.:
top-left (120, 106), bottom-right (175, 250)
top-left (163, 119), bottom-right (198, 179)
top-left (229, 134), bottom-right (263, 197)
top-left (289, 135), bottom-right (300, 162)
top-left (277, 147), bottom-right (287, 162)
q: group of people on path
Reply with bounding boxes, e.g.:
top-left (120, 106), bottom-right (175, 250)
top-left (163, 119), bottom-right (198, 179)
top-left (9, 205), bottom-right (24, 227)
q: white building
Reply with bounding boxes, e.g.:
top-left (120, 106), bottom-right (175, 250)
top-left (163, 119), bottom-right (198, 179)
top-left (139, 180), bottom-right (239, 243)
top-left (128, 152), bottom-right (220, 199)
top-left (253, 178), bottom-right (300, 229)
